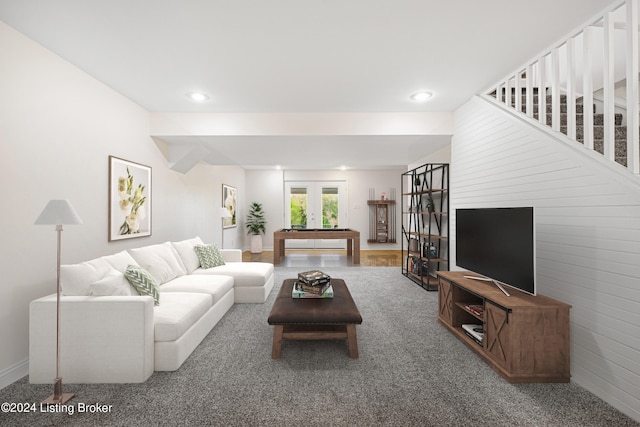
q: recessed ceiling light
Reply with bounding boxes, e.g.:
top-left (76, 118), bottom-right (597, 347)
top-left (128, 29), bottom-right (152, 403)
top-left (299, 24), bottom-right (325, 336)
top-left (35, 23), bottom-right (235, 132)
top-left (186, 92), bottom-right (210, 102)
top-left (410, 91), bottom-right (433, 102)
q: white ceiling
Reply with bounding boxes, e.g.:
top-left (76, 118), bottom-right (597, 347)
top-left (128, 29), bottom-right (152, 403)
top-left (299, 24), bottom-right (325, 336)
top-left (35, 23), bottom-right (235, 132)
top-left (0, 0), bottom-right (616, 169)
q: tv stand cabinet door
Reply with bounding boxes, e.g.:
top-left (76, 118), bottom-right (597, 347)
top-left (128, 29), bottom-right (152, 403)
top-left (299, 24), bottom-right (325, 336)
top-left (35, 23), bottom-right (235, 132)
top-left (485, 301), bottom-right (510, 370)
top-left (437, 278), bottom-right (453, 324)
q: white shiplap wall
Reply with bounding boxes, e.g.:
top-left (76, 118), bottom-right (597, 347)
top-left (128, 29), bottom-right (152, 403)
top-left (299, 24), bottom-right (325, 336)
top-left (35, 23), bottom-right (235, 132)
top-left (452, 96), bottom-right (640, 423)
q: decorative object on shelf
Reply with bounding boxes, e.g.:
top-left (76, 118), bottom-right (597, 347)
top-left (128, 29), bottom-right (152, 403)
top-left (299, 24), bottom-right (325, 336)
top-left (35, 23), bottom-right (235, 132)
top-left (222, 184), bottom-right (237, 228)
top-left (427, 241), bottom-right (438, 258)
top-left (367, 187), bottom-right (396, 243)
top-left (408, 238), bottom-right (419, 253)
top-left (410, 256), bottom-right (429, 275)
top-left (246, 202), bottom-right (266, 253)
top-left (401, 163), bottom-right (449, 291)
top-left (35, 199), bottom-right (83, 405)
top-left (108, 156), bottom-right (151, 241)
top-left (423, 195), bottom-right (435, 213)
top-left (218, 207), bottom-right (232, 248)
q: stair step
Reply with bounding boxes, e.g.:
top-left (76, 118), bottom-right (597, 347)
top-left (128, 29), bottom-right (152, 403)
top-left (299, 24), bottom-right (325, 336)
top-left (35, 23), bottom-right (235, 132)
top-left (562, 125), bottom-right (627, 140)
top-left (532, 112), bottom-right (623, 126)
top-left (514, 104), bottom-right (584, 114)
top-left (512, 102), bottom-right (590, 114)
top-left (504, 94), bottom-right (568, 105)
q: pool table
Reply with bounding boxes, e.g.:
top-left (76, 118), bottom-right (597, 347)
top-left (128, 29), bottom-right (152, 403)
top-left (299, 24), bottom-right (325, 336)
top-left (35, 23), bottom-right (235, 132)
top-left (273, 228), bottom-right (360, 265)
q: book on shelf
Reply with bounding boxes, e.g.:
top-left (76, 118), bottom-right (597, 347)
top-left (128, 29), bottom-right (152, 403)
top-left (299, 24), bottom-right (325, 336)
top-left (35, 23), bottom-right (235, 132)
top-left (292, 282), bottom-right (334, 299)
top-left (464, 304), bottom-right (484, 317)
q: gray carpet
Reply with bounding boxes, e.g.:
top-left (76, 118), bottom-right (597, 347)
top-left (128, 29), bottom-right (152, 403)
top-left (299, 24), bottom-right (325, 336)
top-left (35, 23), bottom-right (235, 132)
top-left (1, 267), bottom-right (637, 426)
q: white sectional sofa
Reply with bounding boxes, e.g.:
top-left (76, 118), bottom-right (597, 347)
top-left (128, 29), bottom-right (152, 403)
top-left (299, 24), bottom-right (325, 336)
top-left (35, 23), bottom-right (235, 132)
top-left (29, 237), bottom-right (274, 384)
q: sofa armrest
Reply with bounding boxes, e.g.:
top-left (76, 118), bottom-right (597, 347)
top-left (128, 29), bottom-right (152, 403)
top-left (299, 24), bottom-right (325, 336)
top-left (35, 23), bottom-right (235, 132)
top-left (29, 294), bottom-right (155, 383)
top-left (220, 249), bottom-right (242, 263)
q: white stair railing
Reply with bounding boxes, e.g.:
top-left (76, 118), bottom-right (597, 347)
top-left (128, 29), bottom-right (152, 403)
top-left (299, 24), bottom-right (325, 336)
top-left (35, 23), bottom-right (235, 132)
top-left (484, 0), bottom-right (640, 175)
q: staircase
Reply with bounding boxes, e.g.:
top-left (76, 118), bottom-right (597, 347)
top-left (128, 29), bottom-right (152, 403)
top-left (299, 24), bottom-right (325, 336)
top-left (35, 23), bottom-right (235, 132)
top-left (492, 88), bottom-right (629, 167)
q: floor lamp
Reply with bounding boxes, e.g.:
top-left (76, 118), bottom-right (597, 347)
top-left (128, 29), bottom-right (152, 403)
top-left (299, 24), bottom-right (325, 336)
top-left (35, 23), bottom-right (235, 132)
top-left (35, 199), bottom-right (83, 405)
top-left (219, 207), bottom-right (232, 248)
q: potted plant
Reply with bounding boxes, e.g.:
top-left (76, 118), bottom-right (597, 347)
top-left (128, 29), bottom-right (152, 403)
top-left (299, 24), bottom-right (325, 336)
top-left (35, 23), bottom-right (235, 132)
top-left (246, 202), bottom-right (266, 253)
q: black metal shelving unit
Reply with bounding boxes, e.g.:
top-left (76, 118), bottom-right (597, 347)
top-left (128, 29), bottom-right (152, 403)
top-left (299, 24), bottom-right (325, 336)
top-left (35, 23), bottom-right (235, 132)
top-left (401, 163), bottom-right (449, 291)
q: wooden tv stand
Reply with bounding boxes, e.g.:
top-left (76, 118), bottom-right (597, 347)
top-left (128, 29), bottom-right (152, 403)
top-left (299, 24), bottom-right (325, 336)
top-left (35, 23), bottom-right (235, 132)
top-left (437, 271), bottom-right (571, 383)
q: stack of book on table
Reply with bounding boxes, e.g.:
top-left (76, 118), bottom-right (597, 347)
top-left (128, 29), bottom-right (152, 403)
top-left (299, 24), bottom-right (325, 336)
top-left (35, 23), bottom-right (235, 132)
top-left (292, 270), bottom-right (333, 299)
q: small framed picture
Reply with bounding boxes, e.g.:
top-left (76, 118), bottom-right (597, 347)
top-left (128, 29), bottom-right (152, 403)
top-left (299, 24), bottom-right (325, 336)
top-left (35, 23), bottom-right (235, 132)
top-left (109, 156), bottom-right (152, 241)
top-left (222, 184), bottom-right (237, 228)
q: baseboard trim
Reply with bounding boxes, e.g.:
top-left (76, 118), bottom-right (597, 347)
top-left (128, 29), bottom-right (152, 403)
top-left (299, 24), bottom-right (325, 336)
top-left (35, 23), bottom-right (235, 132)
top-left (0, 359), bottom-right (28, 390)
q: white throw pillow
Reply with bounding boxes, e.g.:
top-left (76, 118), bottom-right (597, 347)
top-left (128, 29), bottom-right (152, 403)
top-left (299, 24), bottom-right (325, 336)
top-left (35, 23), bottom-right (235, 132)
top-left (60, 257), bottom-right (112, 296)
top-left (171, 237), bottom-right (205, 273)
top-left (102, 250), bottom-right (139, 273)
top-left (89, 269), bottom-right (137, 296)
top-left (128, 242), bottom-right (187, 284)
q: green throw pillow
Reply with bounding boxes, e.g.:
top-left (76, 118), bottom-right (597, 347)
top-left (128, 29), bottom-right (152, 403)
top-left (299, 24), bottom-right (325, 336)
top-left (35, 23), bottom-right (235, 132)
top-left (124, 264), bottom-right (160, 306)
top-left (194, 244), bottom-right (225, 269)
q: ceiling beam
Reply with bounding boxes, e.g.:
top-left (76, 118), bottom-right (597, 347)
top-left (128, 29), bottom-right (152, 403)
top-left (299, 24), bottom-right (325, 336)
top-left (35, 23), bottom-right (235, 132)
top-left (150, 112), bottom-right (453, 137)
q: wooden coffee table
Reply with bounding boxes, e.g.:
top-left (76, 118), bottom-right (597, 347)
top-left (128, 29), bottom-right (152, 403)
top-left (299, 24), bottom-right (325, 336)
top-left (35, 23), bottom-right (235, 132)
top-left (267, 279), bottom-right (363, 358)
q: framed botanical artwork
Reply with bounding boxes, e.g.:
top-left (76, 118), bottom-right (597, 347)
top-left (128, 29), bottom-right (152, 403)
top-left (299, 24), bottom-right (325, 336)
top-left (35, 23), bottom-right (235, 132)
top-left (109, 156), bottom-right (152, 241)
top-left (222, 184), bottom-right (237, 228)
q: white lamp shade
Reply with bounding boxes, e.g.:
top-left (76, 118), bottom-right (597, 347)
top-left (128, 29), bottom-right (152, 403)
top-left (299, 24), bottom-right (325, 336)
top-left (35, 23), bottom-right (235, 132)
top-left (35, 200), bottom-right (83, 225)
top-left (219, 207), bottom-right (232, 218)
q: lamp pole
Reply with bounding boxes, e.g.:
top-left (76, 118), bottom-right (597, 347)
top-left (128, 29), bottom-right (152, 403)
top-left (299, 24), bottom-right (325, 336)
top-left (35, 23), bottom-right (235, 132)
top-left (35, 200), bottom-right (82, 405)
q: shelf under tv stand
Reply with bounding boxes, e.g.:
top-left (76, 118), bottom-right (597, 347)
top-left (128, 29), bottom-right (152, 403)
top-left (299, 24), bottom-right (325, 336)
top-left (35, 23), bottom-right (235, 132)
top-left (437, 271), bottom-right (571, 383)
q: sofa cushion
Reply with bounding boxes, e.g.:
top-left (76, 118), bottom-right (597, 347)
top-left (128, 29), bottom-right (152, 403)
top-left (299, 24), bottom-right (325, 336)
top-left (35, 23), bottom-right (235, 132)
top-left (160, 275), bottom-right (234, 305)
top-left (102, 250), bottom-right (140, 273)
top-left (193, 262), bottom-right (274, 287)
top-left (128, 242), bottom-right (187, 284)
top-left (171, 237), bottom-right (205, 273)
top-left (125, 265), bottom-right (160, 306)
top-left (61, 257), bottom-right (112, 296)
top-left (194, 244), bottom-right (225, 269)
top-left (89, 269), bottom-right (138, 296)
top-left (153, 292), bottom-right (212, 342)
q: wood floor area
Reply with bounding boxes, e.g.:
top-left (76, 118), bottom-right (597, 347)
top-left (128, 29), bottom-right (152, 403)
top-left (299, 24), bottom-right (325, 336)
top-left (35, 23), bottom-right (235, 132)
top-left (242, 249), bottom-right (402, 267)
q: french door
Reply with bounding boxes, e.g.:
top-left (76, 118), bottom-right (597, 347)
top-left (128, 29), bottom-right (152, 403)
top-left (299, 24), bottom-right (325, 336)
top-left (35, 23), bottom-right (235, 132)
top-left (284, 181), bottom-right (348, 248)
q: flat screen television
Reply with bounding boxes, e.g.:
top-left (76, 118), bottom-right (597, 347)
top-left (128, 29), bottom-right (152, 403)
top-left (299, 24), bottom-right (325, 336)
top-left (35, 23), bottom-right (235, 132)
top-left (456, 207), bottom-right (536, 296)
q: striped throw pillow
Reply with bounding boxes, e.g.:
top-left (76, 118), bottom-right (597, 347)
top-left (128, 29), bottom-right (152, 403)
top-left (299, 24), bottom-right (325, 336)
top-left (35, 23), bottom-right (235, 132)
top-left (194, 244), bottom-right (225, 269)
top-left (124, 264), bottom-right (160, 306)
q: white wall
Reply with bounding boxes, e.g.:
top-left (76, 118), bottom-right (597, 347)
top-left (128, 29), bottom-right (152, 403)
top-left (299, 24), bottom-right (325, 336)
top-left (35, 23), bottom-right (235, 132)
top-left (452, 96), bottom-right (640, 422)
top-left (179, 164), bottom-right (246, 249)
top-left (244, 169), bottom-right (285, 249)
top-left (0, 21), bottom-right (244, 387)
top-left (410, 143), bottom-right (451, 168)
